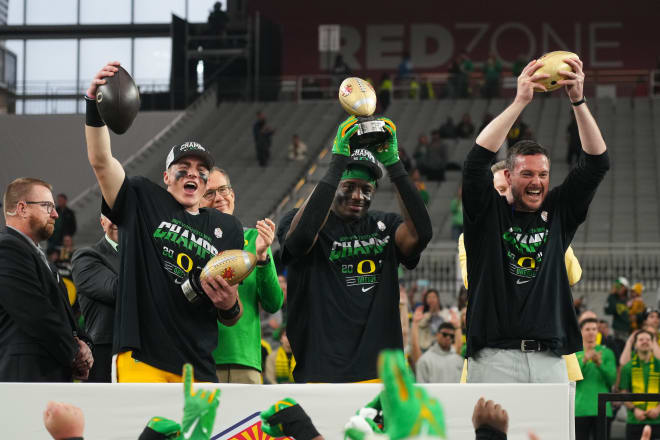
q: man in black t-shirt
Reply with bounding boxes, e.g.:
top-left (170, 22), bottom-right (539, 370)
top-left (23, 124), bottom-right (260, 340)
top-left (84, 62), bottom-right (244, 382)
top-left (463, 57), bottom-right (609, 383)
top-left (277, 116), bottom-right (433, 383)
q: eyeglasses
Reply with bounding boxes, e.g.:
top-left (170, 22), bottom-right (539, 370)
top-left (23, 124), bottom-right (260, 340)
top-left (439, 332), bottom-right (455, 340)
top-left (25, 201), bottom-right (56, 214)
top-left (203, 185), bottom-right (232, 200)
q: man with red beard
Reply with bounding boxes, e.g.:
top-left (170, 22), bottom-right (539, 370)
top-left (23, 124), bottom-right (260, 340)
top-left (463, 57), bottom-right (609, 383)
top-left (84, 62), bottom-right (244, 382)
top-left (0, 178), bottom-right (92, 381)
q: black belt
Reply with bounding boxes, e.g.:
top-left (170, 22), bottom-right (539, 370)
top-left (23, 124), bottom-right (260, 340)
top-left (499, 340), bottom-right (548, 352)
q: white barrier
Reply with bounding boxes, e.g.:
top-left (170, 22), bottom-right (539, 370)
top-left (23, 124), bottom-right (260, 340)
top-left (0, 382), bottom-right (568, 439)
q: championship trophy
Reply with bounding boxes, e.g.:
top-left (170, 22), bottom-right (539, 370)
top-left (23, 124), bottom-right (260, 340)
top-left (338, 77), bottom-right (390, 150)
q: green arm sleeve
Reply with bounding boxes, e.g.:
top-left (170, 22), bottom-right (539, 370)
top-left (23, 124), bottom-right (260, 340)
top-left (256, 246), bottom-right (284, 313)
top-left (598, 348), bottom-right (617, 388)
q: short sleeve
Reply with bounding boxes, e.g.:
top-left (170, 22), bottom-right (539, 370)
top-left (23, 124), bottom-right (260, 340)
top-left (101, 175), bottom-right (131, 225)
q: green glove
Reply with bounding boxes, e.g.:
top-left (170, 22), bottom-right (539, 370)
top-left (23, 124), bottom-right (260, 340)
top-left (332, 116), bottom-right (360, 157)
top-left (139, 417), bottom-right (181, 439)
top-left (374, 117), bottom-right (400, 167)
top-left (377, 350), bottom-right (446, 440)
top-left (260, 397), bottom-right (320, 440)
top-left (181, 363), bottom-right (220, 440)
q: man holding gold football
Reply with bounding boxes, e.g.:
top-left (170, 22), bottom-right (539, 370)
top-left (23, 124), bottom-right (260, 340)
top-left (84, 62), bottom-right (244, 383)
top-left (277, 116), bottom-right (433, 383)
top-left (462, 56), bottom-right (609, 383)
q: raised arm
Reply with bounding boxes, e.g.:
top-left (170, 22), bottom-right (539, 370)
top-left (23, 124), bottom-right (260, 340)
top-left (84, 62), bottom-right (126, 209)
top-left (475, 59), bottom-right (549, 152)
top-left (283, 118), bottom-right (355, 256)
top-left (557, 57), bottom-right (606, 155)
top-left (376, 118), bottom-right (433, 258)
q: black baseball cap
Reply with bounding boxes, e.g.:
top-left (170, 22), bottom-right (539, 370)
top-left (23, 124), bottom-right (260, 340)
top-left (346, 148), bottom-right (383, 180)
top-left (165, 142), bottom-right (214, 171)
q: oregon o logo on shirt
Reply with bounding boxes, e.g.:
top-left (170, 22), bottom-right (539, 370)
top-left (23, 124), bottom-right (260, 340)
top-left (177, 252), bottom-right (194, 273)
top-left (357, 259), bottom-right (376, 274)
top-left (517, 256), bottom-right (536, 269)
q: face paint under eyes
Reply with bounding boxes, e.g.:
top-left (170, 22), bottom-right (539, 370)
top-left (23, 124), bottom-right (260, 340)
top-left (334, 185), bottom-right (372, 219)
top-left (174, 169), bottom-right (208, 183)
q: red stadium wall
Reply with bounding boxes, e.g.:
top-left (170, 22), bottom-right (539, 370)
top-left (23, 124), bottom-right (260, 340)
top-left (249, 0), bottom-right (653, 77)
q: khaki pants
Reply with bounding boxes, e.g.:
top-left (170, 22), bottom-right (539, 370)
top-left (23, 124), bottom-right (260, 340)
top-left (216, 365), bottom-right (262, 384)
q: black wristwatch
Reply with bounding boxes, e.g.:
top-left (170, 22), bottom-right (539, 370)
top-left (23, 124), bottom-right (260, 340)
top-left (256, 254), bottom-right (271, 267)
top-left (571, 96), bottom-right (587, 106)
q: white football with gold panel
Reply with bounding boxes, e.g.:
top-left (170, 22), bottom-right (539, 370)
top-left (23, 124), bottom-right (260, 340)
top-left (201, 249), bottom-right (257, 286)
top-left (338, 77), bottom-right (377, 117)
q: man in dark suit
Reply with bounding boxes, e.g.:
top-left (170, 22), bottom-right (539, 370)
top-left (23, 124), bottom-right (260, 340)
top-left (72, 214), bottom-right (119, 382)
top-left (0, 177), bottom-right (93, 382)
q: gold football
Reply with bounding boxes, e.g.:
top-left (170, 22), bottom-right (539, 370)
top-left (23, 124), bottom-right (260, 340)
top-left (535, 51), bottom-right (579, 92)
top-left (201, 249), bottom-right (257, 286)
top-left (338, 77), bottom-right (377, 117)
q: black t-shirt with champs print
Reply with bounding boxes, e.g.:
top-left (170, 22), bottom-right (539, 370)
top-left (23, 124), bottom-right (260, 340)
top-left (102, 176), bottom-right (243, 382)
top-left (462, 144), bottom-right (609, 358)
top-left (278, 209), bottom-right (420, 383)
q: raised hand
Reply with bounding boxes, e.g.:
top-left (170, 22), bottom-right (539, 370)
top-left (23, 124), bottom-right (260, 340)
top-left (86, 61), bottom-right (121, 99)
top-left (43, 402), bottom-right (85, 440)
top-left (332, 116), bottom-right (359, 157)
top-left (260, 398), bottom-right (321, 440)
top-left (181, 364), bottom-right (220, 440)
top-left (557, 57), bottom-right (585, 103)
top-left (514, 60), bottom-right (550, 105)
top-left (377, 350), bottom-right (446, 439)
top-left (375, 117), bottom-right (400, 167)
top-left (255, 218), bottom-right (276, 261)
top-left (472, 397), bottom-right (509, 434)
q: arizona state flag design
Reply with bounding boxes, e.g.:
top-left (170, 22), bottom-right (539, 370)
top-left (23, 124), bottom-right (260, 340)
top-left (212, 412), bottom-right (293, 440)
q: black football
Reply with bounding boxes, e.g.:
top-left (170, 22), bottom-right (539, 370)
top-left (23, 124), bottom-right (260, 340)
top-left (96, 66), bottom-right (140, 134)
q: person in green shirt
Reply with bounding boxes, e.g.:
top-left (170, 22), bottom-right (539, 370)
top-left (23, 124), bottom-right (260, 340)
top-left (200, 167), bottom-right (283, 383)
top-left (575, 317), bottom-right (617, 440)
top-left (620, 329), bottom-right (660, 440)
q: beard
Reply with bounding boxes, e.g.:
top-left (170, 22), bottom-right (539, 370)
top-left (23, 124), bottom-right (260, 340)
top-left (30, 215), bottom-right (55, 241)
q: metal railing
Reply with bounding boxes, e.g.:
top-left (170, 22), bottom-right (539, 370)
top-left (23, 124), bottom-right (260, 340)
top-left (598, 393), bottom-right (660, 439)
top-left (7, 68), bottom-right (658, 114)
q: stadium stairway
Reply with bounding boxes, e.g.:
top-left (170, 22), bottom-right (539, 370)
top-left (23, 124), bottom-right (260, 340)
top-left (54, 94), bottom-right (660, 247)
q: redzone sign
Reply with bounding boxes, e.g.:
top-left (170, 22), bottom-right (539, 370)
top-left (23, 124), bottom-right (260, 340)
top-left (250, 0), bottom-right (652, 76)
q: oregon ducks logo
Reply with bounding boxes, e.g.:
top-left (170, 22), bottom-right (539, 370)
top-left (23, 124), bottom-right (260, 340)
top-left (177, 253), bottom-right (194, 272)
top-left (517, 256), bottom-right (536, 269)
top-left (96, 90), bottom-right (103, 103)
top-left (357, 259), bottom-right (376, 274)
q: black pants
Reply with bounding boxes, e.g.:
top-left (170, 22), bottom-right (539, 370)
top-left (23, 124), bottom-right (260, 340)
top-left (575, 416), bottom-right (613, 440)
top-left (627, 423), bottom-right (660, 440)
top-left (86, 343), bottom-right (112, 383)
top-left (256, 142), bottom-right (270, 167)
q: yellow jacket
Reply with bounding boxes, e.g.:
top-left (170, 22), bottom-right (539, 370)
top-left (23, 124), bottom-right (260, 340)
top-left (457, 233), bottom-right (584, 382)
